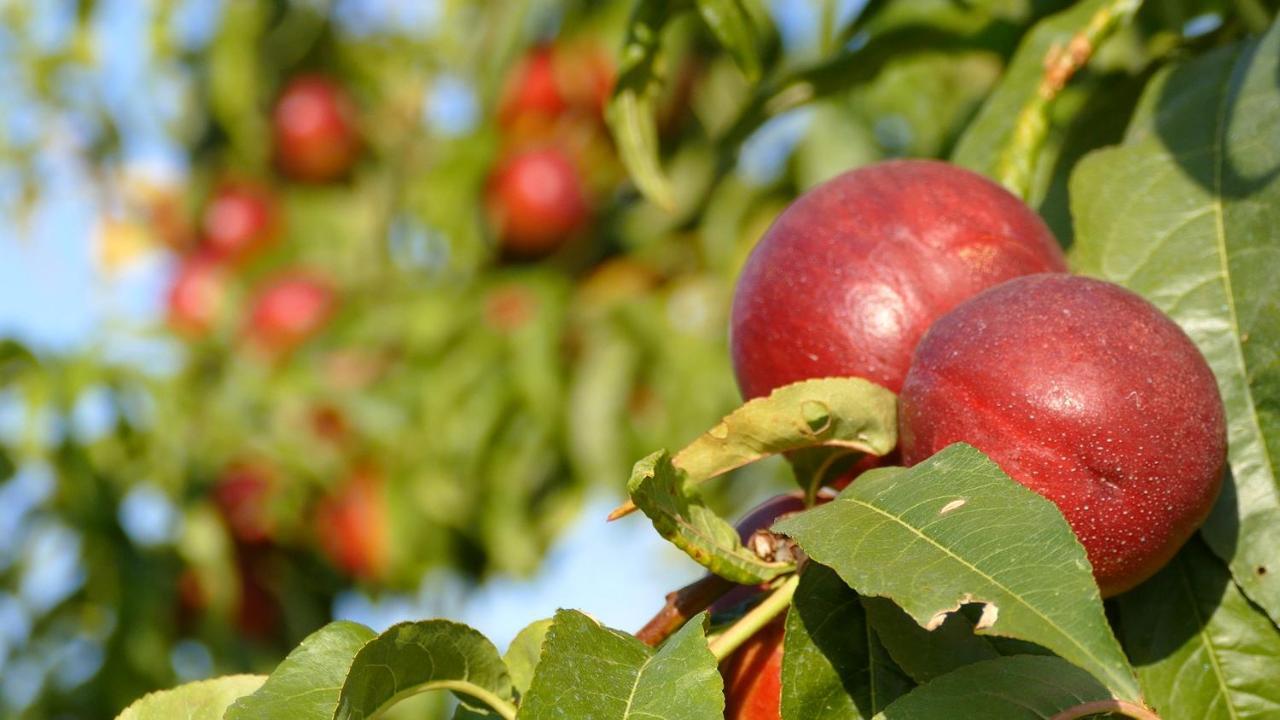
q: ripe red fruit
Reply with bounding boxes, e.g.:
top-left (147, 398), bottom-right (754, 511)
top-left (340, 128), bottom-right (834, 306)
top-left (200, 183), bottom-right (279, 265)
top-left (499, 47), bottom-right (568, 125)
top-left (273, 75), bottom-right (361, 183)
top-left (245, 271), bottom-right (336, 354)
top-left (722, 617), bottom-right (785, 720)
top-left (315, 469), bottom-right (387, 580)
top-left (730, 159), bottom-right (1067, 400)
top-left (487, 148), bottom-right (589, 256)
top-left (213, 464), bottom-right (275, 544)
top-left (166, 255), bottom-right (227, 337)
top-left (899, 274), bottom-right (1226, 596)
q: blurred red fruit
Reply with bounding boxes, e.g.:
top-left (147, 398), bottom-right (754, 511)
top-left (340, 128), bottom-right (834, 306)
top-left (499, 47), bottom-right (568, 125)
top-left (487, 148), bottom-right (588, 256)
top-left (315, 469), bottom-right (387, 580)
top-left (166, 255), bottom-right (226, 338)
top-left (200, 183), bottom-right (279, 265)
top-left (722, 617), bottom-right (785, 720)
top-left (245, 271), bottom-right (336, 354)
top-left (213, 463), bottom-right (275, 544)
top-left (273, 75), bottom-right (361, 183)
top-left (235, 551), bottom-right (281, 640)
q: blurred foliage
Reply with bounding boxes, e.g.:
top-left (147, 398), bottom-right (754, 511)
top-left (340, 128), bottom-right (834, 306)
top-left (0, 0), bottom-right (1272, 717)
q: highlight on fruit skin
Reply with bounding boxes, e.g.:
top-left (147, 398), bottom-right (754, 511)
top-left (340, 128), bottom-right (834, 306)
top-left (730, 159), bottom-right (1067, 402)
top-left (166, 254), bottom-right (228, 338)
top-left (273, 74), bottom-right (361, 183)
top-left (899, 273), bottom-right (1227, 597)
top-left (200, 182), bottom-right (280, 266)
top-left (244, 270), bottom-right (337, 355)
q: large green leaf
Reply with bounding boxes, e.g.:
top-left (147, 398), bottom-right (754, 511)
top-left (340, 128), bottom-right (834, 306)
top-left (333, 620), bottom-right (514, 720)
top-left (114, 675), bottom-right (266, 720)
top-left (781, 564), bottom-right (912, 720)
top-left (226, 621), bottom-right (375, 720)
top-left (1116, 538), bottom-right (1280, 719)
top-left (627, 377), bottom-right (896, 583)
top-left (872, 656), bottom-right (1113, 719)
top-left (1070, 20), bottom-right (1280, 623)
top-left (518, 609), bottom-right (723, 720)
top-left (773, 444), bottom-right (1140, 700)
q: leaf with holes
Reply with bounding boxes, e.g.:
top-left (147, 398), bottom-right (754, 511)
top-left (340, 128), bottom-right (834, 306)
top-left (774, 444), bottom-right (1140, 700)
top-left (1071, 18), bottom-right (1280, 624)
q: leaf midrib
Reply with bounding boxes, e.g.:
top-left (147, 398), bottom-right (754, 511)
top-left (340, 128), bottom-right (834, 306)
top-left (1173, 557), bottom-right (1240, 720)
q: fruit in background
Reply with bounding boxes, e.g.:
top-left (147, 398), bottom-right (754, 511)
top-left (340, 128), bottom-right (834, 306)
top-left (498, 43), bottom-right (613, 127)
top-left (557, 41), bottom-right (614, 116)
top-left (213, 463), bottom-right (275, 544)
top-left (315, 468), bottom-right (388, 580)
top-left (273, 75), bottom-right (361, 183)
top-left (899, 274), bottom-right (1226, 596)
top-left (722, 617), bottom-right (785, 720)
top-left (730, 159), bottom-right (1067, 401)
top-left (245, 271), bottom-right (336, 354)
top-left (166, 255), bottom-right (227, 338)
top-left (499, 46), bottom-right (568, 126)
top-left (487, 148), bottom-right (589, 256)
top-left (200, 182), bottom-right (279, 265)
top-left (235, 550), bottom-right (281, 641)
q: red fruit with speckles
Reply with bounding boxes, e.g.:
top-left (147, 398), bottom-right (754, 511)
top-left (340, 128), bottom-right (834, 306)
top-left (730, 159), bottom-right (1067, 401)
top-left (246, 271), bottom-right (336, 354)
top-left (899, 274), bottom-right (1226, 596)
top-left (167, 255), bottom-right (226, 337)
top-left (273, 75), bottom-right (361, 183)
top-left (201, 183), bottom-right (279, 265)
top-left (487, 148), bottom-right (588, 256)
top-left (722, 617), bottom-right (785, 720)
top-left (315, 469), bottom-right (388, 580)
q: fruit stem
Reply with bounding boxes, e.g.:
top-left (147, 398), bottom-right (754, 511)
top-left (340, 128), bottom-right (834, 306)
top-left (1049, 699), bottom-right (1162, 720)
top-left (707, 574), bottom-right (800, 662)
top-left (636, 573), bottom-right (737, 647)
top-left (996, 0), bottom-right (1144, 198)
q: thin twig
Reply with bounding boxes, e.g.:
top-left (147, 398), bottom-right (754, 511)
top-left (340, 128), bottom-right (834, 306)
top-left (635, 573), bottom-right (736, 647)
top-left (996, 0), bottom-right (1144, 198)
top-left (707, 574), bottom-right (800, 662)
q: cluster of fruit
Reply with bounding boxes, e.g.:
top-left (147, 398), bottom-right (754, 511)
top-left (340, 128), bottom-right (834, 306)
top-left (683, 160), bottom-right (1224, 717)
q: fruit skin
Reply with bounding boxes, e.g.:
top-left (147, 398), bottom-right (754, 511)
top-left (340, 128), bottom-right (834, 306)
top-left (273, 75), bottom-right (361, 183)
top-left (487, 148), bottom-right (589, 256)
top-left (213, 463), bottom-right (276, 545)
top-left (315, 468), bottom-right (388, 580)
top-left (722, 617), bottom-right (785, 720)
top-left (166, 255), bottom-right (227, 337)
top-left (201, 183), bottom-right (279, 265)
top-left (899, 274), bottom-right (1226, 596)
top-left (730, 159), bottom-right (1067, 400)
top-left (245, 271), bottom-right (336, 354)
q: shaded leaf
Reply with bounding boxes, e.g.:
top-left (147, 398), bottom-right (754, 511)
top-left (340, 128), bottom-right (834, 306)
top-left (1070, 20), bottom-right (1280, 622)
top-left (505, 618), bottom-right (552, 698)
top-left (782, 564), bottom-right (912, 720)
top-left (226, 621), bottom-right (375, 720)
top-left (773, 444), bottom-right (1140, 700)
top-left (1116, 537), bottom-right (1280, 719)
top-left (334, 620), bottom-right (514, 720)
top-left (518, 609), bottom-right (722, 720)
top-left (872, 656), bottom-right (1113, 719)
top-left (114, 675), bottom-right (265, 720)
top-left (860, 596), bottom-right (1000, 683)
top-left (607, 0), bottom-right (678, 209)
top-left (695, 0), bottom-right (762, 81)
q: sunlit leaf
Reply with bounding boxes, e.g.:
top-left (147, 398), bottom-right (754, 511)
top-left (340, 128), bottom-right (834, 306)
top-left (225, 621), bottom-right (375, 720)
top-left (114, 675), bottom-right (266, 720)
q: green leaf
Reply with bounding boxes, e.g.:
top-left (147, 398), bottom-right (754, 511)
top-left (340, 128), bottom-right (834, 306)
top-left (505, 618), bottom-right (552, 698)
top-left (773, 444), bottom-right (1140, 701)
top-left (872, 656), bottom-right (1114, 719)
top-left (782, 564), bottom-right (912, 720)
top-left (607, 0), bottom-right (679, 210)
top-left (1116, 537), bottom-right (1280, 719)
top-left (630, 450), bottom-right (792, 584)
top-left (333, 620), bottom-right (515, 720)
top-left (952, 0), bottom-right (1110, 181)
top-left (860, 596), bottom-right (1001, 684)
top-left (518, 609), bottom-right (723, 720)
top-left (694, 0), bottom-right (762, 81)
top-left (1070, 20), bottom-right (1280, 623)
top-left (114, 675), bottom-right (265, 720)
top-left (225, 621), bottom-right (375, 720)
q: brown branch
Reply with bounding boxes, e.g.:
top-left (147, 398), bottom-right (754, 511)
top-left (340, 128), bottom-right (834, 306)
top-left (635, 573), bottom-right (736, 647)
